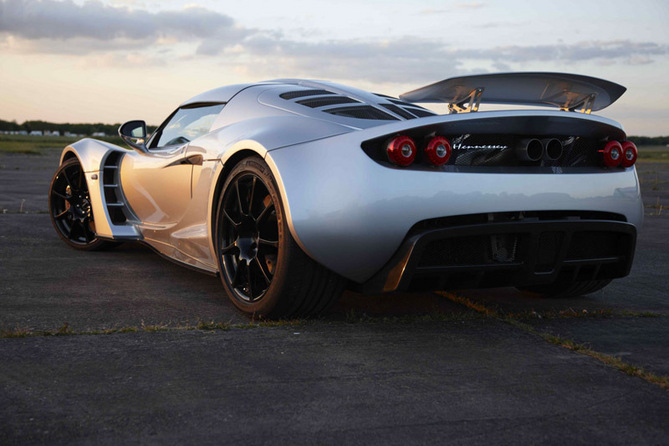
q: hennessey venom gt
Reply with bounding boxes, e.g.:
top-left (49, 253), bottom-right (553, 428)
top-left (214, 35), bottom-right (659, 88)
top-left (49, 72), bottom-right (642, 318)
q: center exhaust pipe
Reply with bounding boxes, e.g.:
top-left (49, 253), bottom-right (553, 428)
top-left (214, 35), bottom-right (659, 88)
top-left (542, 138), bottom-right (563, 161)
top-left (516, 138), bottom-right (543, 162)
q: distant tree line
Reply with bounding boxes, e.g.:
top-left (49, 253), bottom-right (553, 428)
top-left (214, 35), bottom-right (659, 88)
top-left (627, 135), bottom-right (669, 146)
top-left (0, 119), bottom-right (157, 135)
top-left (1, 118), bottom-right (666, 145)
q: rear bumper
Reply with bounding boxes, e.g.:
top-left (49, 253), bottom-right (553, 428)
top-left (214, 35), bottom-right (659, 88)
top-left (357, 212), bottom-right (636, 293)
top-left (267, 131), bottom-right (643, 283)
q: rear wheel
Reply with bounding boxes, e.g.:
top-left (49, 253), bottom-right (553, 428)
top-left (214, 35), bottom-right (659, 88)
top-left (518, 279), bottom-right (612, 298)
top-left (215, 156), bottom-right (345, 318)
top-left (49, 158), bottom-right (118, 251)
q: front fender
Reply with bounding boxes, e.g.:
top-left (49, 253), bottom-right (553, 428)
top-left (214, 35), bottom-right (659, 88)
top-left (58, 138), bottom-right (141, 240)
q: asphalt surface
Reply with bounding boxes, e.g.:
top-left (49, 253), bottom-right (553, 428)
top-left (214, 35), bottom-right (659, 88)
top-left (1, 149), bottom-right (668, 445)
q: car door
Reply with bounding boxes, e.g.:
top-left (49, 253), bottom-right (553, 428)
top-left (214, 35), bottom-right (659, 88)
top-left (120, 103), bottom-right (224, 227)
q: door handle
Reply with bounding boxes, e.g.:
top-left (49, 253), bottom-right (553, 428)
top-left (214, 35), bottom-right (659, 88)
top-left (182, 154), bottom-right (203, 166)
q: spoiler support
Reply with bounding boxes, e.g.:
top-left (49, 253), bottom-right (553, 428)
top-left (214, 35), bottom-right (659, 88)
top-left (448, 87), bottom-right (484, 114)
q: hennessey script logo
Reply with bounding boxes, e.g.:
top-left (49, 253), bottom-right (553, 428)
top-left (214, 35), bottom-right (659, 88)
top-left (453, 143), bottom-right (508, 150)
top-left (451, 134), bottom-right (508, 151)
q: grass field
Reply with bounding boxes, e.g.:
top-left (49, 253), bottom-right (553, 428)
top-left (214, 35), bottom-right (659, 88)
top-left (637, 145), bottom-right (669, 162)
top-left (0, 135), bottom-right (124, 155)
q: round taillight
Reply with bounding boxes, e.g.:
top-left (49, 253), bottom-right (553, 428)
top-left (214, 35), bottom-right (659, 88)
top-left (386, 135), bottom-right (416, 166)
top-left (601, 141), bottom-right (623, 167)
top-left (425, 136), bottom-right (452, 166)
top-left (621, 141), bottom-right (638, 167)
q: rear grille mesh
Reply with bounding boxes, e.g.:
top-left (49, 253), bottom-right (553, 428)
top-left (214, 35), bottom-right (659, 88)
top-left (410, 215), bottom-right (635, 291)
top-left (419, 228), bottom-right (629, 269)
top-left (567, 231), bottom-right (624, 259)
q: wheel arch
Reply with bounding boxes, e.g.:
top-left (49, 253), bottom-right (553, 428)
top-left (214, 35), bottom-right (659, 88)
top-left (58, 138), bottom-right (126, 172)
top-left (60, 149), bottom-right (80, 165)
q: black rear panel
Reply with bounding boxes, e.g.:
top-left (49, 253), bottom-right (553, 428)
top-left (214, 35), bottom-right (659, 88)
top-left (361, 114), bottom-right (628, 171)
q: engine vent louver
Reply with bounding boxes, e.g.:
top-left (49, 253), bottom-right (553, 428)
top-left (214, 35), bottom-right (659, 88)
top-left (296, 96), bottom-right (360, 108)
top-left (380, 103), bottom-right (417, 119)
top-left (403, 107), bottom-right (436, 118)
top-left (280, 89), bottom-right (335, 100)
top-left (324, 106), bottom-right (399, 121)
top-left (375, 94), bottom-right (432, 110)
top-left (388, 98), bottom-right (426, 108)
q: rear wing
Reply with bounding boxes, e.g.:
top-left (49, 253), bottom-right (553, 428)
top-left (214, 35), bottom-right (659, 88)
top-left (400, 72), bottom-right (626, 114)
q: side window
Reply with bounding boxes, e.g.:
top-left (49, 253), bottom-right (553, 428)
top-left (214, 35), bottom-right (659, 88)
top-left (150, 103), bottom-right (224, 149)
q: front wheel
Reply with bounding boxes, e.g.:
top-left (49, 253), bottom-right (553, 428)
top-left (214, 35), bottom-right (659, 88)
top-left (49, 158), bottom-right (118, 251)
top-left (215, 156), bottom-right (345, 319)
top-left (517, 279), bottom-right (612, 298)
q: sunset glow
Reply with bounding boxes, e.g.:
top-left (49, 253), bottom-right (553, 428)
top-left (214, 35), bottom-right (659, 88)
top-left (1, 0), bottom-right (668, 135)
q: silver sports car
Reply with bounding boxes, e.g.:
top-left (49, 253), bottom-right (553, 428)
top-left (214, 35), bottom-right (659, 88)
top-left (49, 72), bottom-right (642, 318)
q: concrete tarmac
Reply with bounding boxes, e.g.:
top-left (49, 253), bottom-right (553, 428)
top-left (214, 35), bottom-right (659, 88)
top-left (1, 149), bottom-right (668, 445)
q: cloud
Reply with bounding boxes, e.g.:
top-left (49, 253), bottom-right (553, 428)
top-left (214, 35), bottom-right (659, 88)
top-left (1, 0), bottom-right (667, 83)
top-left (470, 41), bottom-right (667, 63)
top-left (420, 2), bottom-right (487, 14)
top-left (233, 38), bottom-right (669, 82)
top-left (0, 0), bottom-right (250, 49)
top-left (453, 2), bottom-right (487, 9)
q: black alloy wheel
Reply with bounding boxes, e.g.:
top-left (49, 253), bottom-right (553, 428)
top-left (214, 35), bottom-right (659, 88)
top-left (215, 156), bottom-right (345, 318)
top-left (49, 158), bottom-right (115, 250)
top-left (218, 170), bottom-right (279, 303)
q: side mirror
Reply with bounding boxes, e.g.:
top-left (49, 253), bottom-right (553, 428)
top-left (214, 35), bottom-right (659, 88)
top-left (119, 120), bottom-right (148, 152)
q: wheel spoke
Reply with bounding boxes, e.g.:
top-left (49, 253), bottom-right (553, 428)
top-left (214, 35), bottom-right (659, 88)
top-left (68, 220), bottom-right (81, 241)
top-left (62, 169), bottom-right (73, 189)
top-left (259, 238), bottom-right (279, 248)
top-left (223, 210), bottom-right (239, 227)
top-left (248, 176), bottom-right (256, 216)
top-left (54, 209), bottom-right (69, 219)
top-left (83, 221), bottom-right (92, 243)
top-left (52, 191), bottom-right (68, 200)
top-left (245, 262), bottom-right (253, 300)
top-left (232, 263), bottom-right (242, 287)
top-left (235, 180), bottom-right (244, 216)
top-left (254, 257), bottom-right (271, 284)
top-left (257, 202), bottom-right (274, 223)
top-left (220, 241), bottom-right (238, 254)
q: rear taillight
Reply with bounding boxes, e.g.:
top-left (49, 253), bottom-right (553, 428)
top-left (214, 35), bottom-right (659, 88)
top-left (386, 135), bottom-right (416, 166)
top-left (601, 141), bottom-right (623, 167)
top-left (621, 141), bottom-right (638, 167)
top-left (425, 136), bottom-right (451, 165)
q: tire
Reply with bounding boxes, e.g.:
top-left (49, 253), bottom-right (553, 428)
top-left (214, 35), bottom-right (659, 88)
top-left (49, 158), bottom-right (119, 251)
top-left (517, 279), bottom-right (612, 298)
top-left (214, 156), bottom-right (345, 319)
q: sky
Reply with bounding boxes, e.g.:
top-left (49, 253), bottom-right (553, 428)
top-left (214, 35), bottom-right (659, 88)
top-left (0, 0), bottom-right (668, 135)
